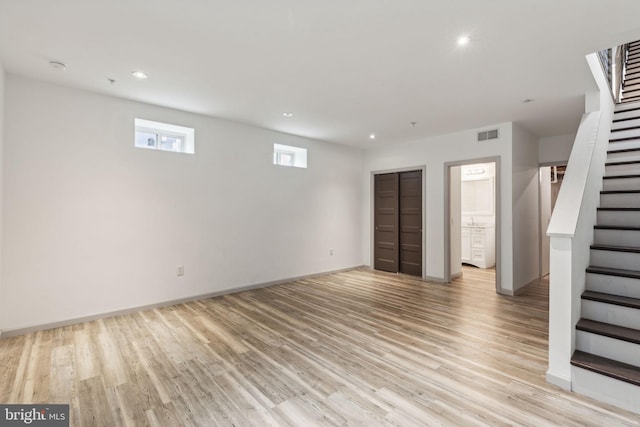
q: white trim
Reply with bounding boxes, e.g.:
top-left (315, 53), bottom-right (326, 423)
top-left (546, 370), bottom-right (572, 390)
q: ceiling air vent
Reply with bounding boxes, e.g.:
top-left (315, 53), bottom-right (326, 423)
top-left (477, 129), bottom-right (499, 142)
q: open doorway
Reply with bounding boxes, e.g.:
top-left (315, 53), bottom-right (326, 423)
top-left (539, 164), bottom-right (566, 277)
top-left (445, 158), bottom-right (500, 292)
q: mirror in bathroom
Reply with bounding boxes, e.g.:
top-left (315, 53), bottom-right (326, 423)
top-left (461, 177), bottom-right (494, 215)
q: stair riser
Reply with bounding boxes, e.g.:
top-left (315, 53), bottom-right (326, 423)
top-left (590, 248), bottom-right (640, 270)
top-left (600, 193), bottom-right (640, 208)
top-left (611, 118), bottom-right (640, 130)
top-left (625, 70), bottom-right (640, 79)
top-left (607, 151), bottom-right (640, 162)
top-left (572, 366), bottom-right (640, 415)
top-left (608, 128), bottom-right (640, 140)
top-left (597, 210), bottom-right (640, 227)
top-left (623, 92), bottom-right (640, 101)
top-left (593, 228), bottom-right (640, 249)
top-left (624, 83), bottom-right (640, 93)
top-left (605, 163), bottom-right (640, 176)
top-left (582, 300), bottom-right (640, 330)
top-left (625, 76), bottom-right (640, 86)
top-left (614, 109), bottom-right (640, 121)
top-left (615, 100), bottom-right (640, 112)
top-left (624, 80), bottom-right (640, 91)
top-left (626, 67), bottom-right (640, 76)
top-left (608, 139), bottom-right (640, 151)
top-left (576, 330), bottom-right (640, 366)
top-left (602, 177), bottom-right (640, 191)
top-left (587, 271), bottom-right (640, 299)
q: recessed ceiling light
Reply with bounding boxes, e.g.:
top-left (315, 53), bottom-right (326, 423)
top-left (457, 35), bottom-right (471, 46)
top-left (369, 134), bottom-right (376, 140)
top-left (282, 112), bottom-right (294, 117)
top-left (132, 71), bottom-right (148, 79)
top-left (49, 61), bottom-right (66, 70)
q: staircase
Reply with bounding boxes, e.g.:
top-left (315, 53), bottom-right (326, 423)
top-left (569, 101), bottom-right (640, 411)
top-left (621, 40), bottom-right (640, 103)
top-left (569, 43), bottom-right (640, 412)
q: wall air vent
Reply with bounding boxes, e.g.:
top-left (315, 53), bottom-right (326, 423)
top-left (477, 129), bottom-right (499, 142)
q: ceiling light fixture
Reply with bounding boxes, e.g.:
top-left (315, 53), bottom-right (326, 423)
top-left (464, 168), bottom-right (486, 176)
top-left (369, 134), bottom-right (376, 140)
top-left (49, 61), bottom-right (66, 70)
top-left (132, 71), bottom-right (148, 79)
top-left (457, 35), bottom-right (471, 46)
top-left (282, 112), bottom-right (294, 117)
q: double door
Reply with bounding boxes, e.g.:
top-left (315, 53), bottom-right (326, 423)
top-left (374, 170), bottom-right (422, 276)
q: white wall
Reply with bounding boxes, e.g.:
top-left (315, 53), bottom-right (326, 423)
top-left (0, 64), bottom-right (4, 333)
top-left (512, 124), bottom-right (541, 291)
top-left (539, 133), bottom-right (576, 165)
top-left (1, 75), bottom-right (364, 332)
top-left (363, 123), bottom-right (516, 292)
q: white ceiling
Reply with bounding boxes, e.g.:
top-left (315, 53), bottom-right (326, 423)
top-left (1, 0), bottom-right (640, 148)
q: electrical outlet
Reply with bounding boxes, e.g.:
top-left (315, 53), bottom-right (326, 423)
top-left (330, 248), bottom-right (334, 256)
top-left (177, 265), bottom-right (184, 276)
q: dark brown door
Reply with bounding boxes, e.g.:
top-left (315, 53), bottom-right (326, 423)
top-left (374, 170), bottom-right (423, 276)
top-left (374, 173), bottom-right (399, 272)
top-left (399, 170), bottom-right (422, 276)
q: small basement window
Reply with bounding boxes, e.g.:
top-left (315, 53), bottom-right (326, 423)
top-left (135, 118), bottom-right (195, 154)
top-left (273, 143), bottom-right (307, 168)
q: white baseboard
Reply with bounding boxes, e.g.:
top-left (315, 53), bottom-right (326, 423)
top-left (546, 370), bottom-right (572, 390)
top-left (0, 265), bottom-right (364, 339)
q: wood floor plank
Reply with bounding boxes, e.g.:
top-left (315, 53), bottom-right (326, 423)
top-left (1, 267), bottom-right (640, 426)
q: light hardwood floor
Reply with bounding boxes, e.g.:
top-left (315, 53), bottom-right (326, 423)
top-left (1, 267), bottom-right (639, 426)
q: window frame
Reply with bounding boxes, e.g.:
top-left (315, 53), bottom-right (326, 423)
top-left (134, 118), bottom-right (195, 154)
top-left (273, 143), bottom-right (307, 168)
